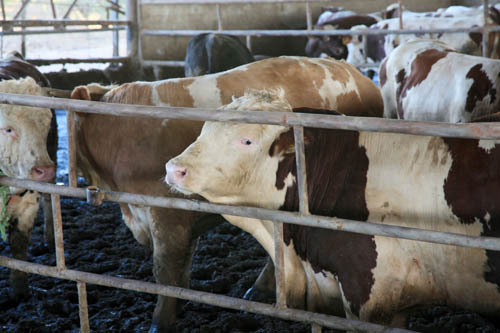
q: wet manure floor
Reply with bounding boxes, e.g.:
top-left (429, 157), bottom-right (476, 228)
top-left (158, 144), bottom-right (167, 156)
top-left (0, 191), bottom-right (499, 332)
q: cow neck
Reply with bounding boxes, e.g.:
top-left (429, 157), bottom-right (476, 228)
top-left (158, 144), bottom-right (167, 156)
top-left (272, 107), bottom-right (376, 316)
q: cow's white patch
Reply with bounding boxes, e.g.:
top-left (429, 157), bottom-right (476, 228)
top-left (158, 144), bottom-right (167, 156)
top-left (478, 140), bottom-right (500, 153)
top-left (189, 76), bottom-right (222, 108)
top-left (123, 204), bottom-right (153, 246)
top-left (359, 131), bottom-right (500, 320)
top-left (485, 212), bottom-right (491, 230)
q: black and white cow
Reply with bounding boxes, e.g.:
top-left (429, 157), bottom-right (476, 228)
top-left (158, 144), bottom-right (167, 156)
top-left (184, 33), bottom-right (254, 77)
top-left (166, 89), bottom-right (500, 326)
top-left (380, 39), bottom-right (500, 122)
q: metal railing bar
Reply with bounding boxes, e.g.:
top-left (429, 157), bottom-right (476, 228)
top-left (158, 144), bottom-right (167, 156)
top-left (0, 256), bottom-right (414, 332)
top-left (51, 193), bottom-right (66, 269)
top-left (0, 19), bottom-right (131, 27)
top-left (29, 56), bottom-right (129, 65)
top-left (273, 222), bottom-right (286, 308)
top-left (1, 93), bottom-right (500, 140)
top-left (67, 111), bottom-right (78, 188)
top-left (141, 60), bottom-right (184, 67)
top-left (50, 0), bottom-right (57, 19)
top-left (1, 176), bottom-right (500, 252)
top-left (63, 0), bottom-right (79, 19)
top-left (77, 281), bottom-right (90, 332)
top-left (141, 0), bottom-right (378, 4)
top-left (1, 27), bottom-right (126, 36)
top-left (141, 26), bottom-right (500, 37)
top-left (13, 0), bottom-right (31, 20)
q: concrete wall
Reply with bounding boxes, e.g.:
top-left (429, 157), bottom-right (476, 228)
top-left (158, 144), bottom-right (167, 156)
top-left (140, 0), bottom-right (451, 61)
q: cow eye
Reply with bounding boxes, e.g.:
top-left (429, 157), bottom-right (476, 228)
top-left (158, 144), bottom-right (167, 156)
top-left (241, 138), bottom-right (252, 146)
top-left (2, 127), bottom-right (16, 137)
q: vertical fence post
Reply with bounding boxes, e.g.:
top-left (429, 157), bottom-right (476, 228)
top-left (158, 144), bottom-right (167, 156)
top-left (305, 0), bottom-right (312, 31)
top-left (66, 110), bottom-right (78, 188)
top-left (483, 0), bottom-right (490, 57)
top-left (246, 35), bottom-right (252, 52)
top-left (127, 0), bottom-right (140, 66)
top-left (293, 125), bottom-right (318, 333)
top-left (112, 0), bottom-right (119, 58)
top-left (50, 0), bottom-right (57, 19)
top-left (77, 281), bottom-right (91, 332)
top-left (51, 194), bottom-right (65, 270)
top-left (216, 3), bottom-right (223, 31)
top-left (398, 1), bottom-right (403, 29)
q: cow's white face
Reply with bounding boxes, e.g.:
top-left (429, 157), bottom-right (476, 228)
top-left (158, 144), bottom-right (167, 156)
top-left (166, 90), bottom-right (291, 207)
top-left (0, 78), bottom-right (54, 181)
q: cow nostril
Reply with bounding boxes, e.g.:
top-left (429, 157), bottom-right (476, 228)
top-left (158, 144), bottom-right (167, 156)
top-left (176, 168), bottom-right (187, 178)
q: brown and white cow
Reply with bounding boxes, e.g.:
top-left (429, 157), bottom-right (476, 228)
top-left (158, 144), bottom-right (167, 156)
top-left (0, 77), bottom-right (56, 300)
top-left (380, 39), bottom-right (500, 122)
top-left (345, 9), bottom-right (500, 68)
top-left (70, 56), bottom-right (383, 330)
top-left (166, 89), bottom-right (500, 326)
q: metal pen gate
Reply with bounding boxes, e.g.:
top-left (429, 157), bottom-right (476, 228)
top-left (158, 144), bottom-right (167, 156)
top-left (1, 0), bottom-right (500, 332)
top-left (2, 92), bottom-right (500, 332)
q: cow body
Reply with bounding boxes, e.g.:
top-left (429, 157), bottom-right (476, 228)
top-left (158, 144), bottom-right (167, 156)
top-left (0, 77), bottom-right (56, 300)
top-left (184, 33), bottom-right (254, 77)
top-left (346, 12), bottom-right (499, 67)
top-left (166, 90), bottom-right (500, 326)
top-left (71, 56), bottom-right (383, 329)
top-left (380, 39), bottom-right (500, 122)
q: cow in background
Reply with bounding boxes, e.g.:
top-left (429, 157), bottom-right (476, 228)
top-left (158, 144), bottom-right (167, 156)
top-left (71, 56), bottom-right (383, 330)
top-left (380, 39), bottom-right (500, 122)
top-left (0, 77), bottom-right (56, 300)
top-left (184, 33), bottom-right (254, 77)
top-left (166, 89), bottom-right (500, 327)
top-left (345, 7), bottom-right (500, 68)
top-left (305, 7), bottom-right (378, 59)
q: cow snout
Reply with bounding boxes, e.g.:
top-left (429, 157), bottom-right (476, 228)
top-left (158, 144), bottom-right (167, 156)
top-left (165, 161), bottom-right (187, 185)
top-left (31, 165), bottom-right (55, 182)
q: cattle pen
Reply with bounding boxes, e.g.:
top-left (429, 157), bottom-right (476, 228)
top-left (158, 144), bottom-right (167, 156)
top-left (2, 0), bottom-right (500, 332)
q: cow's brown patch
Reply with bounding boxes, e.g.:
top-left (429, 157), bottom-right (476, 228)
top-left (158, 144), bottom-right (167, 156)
top-left (379, 58), bottom-right (388, 87)
top-left (271, 108), bottom-right (376, 316)
top-left (216, 58), bottom-right (327, 109)
top-left (443, 137), bottom-right (500, 292)
top-left (396, 49), bottom-right (449, 119)
top-left (155, 79), bottom-right (195, 106)
top-left (102, 83), bottom-right (155, 106)
top-left (465, 64), bottom-right (497, 113)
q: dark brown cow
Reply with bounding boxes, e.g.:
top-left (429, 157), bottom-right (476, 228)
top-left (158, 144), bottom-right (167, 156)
top-left (167, 89), bottom-right (500, 326)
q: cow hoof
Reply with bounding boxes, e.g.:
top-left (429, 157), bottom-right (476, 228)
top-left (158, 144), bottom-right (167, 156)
top-left (243, 287), bottom-right (275, 304)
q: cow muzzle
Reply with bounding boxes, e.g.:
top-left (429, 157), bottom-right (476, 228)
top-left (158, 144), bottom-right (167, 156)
top-left (165, 161), bottom-right (188, 186)
top-left (31, 165), bottom-right (55, 182)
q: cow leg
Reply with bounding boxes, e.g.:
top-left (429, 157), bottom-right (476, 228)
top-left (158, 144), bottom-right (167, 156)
top-left (41, 192), bottom-right (54, 249)
top-left (243, 257), bottom-right (276, 303)
top-left (8, 218), bottom-right (32, 301)
top-left (149, 208), bottom-right (198, 332)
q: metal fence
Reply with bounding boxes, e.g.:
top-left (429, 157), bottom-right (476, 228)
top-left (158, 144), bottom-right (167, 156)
top-left (0, 0), bottom-right (132, 65)
top-left (2, 0), bottom-right (500, 332)
top-left (1, 90), bottom-right (500, 332)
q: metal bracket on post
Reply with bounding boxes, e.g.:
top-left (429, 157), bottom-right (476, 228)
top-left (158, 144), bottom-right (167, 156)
top-left (86, 186), bottom-right (104, 206)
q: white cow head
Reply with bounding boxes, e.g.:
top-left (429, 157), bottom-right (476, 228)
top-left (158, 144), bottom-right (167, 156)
top-left (0, 77), bottom-right (55, 181)
top-left (166, 89), bottom-right (292, 208)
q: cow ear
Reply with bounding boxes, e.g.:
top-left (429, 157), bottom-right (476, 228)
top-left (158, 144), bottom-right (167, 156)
top-left (71, 86), bottom-right (92, 101)
top-left (282, 133), bottom-right (313, 155)
top-left (342, 35), bottom-right (352, 45)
